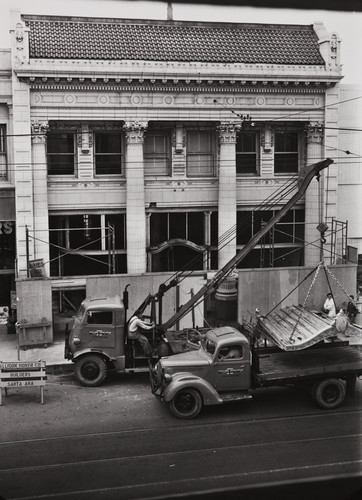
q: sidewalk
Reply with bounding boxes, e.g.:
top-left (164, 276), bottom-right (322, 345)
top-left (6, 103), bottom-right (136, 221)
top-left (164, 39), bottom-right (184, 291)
top-left (0, 323), bottom-right (73, 373)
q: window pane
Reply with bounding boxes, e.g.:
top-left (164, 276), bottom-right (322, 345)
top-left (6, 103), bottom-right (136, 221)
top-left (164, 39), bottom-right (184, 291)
top-left (144, 132), bottom-right (170, 176)
top-left (237, 212), bottom-right (252, 244)
top-left (150, 213), bottom-right (168, 246)
top-left (187, 131), bottom-right (214, 176)
top-left (275, 132), bottom-right (298, 152)
top-left (95, 133), bottom-right (122, 175)
top-left (169, 213), bottom-right (186, 239)
top-left (275, 153), bottom-right (298, 173)
top-left (0, 125), bottom-right (7, 179)
top-left (95, 154), bottom-right (122, 175)
top-left (188, 212), bottom-right (204, 245)
top-left (187, 154), bottom-right (214, 176)
top-left (87, 311), bottom-right (113, 324)
top-left (236, 153), bottom-right (257, 175)
top-left (236, 132), bottom-right (255, 153)
top-left (95, 133), bottom-right (121, 153)
top-left (47, 155), bottom-right (75, 175)
top-left (105, 214), bottom-right (126, 249)
top-left (47, 132), bottom-right (75, 175)
top-left (47, 133), bottom-right (74, 154)
top-left (69, 215), bottom-right (101, 250)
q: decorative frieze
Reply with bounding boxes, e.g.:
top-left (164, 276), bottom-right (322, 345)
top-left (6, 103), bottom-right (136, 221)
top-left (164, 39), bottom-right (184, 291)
top-left (31, 121), bottom-right (49, 144)
top-left (306, 122), bottom-right (324, 144)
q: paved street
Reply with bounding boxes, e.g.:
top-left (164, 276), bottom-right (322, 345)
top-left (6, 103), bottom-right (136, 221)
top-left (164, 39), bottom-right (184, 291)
top-left (0, 371), bottom-right (361, 499)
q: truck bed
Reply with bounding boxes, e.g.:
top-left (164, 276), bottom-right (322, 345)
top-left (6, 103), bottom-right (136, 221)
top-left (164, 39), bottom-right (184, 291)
top-left (255, 343), bottom-right (362, 385)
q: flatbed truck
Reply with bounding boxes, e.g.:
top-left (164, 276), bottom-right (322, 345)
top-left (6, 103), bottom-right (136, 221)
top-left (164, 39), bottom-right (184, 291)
top-left (150, 325), bottom-right (362, 418)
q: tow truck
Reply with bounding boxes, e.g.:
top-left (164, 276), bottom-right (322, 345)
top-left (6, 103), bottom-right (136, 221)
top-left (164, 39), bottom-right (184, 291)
top-left (65, 158), bottom-right (361, 396)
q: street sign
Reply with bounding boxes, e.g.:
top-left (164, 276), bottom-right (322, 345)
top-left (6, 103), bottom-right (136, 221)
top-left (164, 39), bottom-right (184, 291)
top-left (0, 360), bottom-right (47, 405)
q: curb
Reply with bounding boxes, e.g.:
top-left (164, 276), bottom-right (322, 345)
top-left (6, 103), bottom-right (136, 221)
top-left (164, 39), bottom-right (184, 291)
top-left (46, 364), bottom-right (74, 375)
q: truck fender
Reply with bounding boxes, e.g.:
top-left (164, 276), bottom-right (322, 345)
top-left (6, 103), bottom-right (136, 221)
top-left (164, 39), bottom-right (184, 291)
top-left (163, 372), bottom-right (223, 406)
top-left (72, 348), bottom-right (111, 363)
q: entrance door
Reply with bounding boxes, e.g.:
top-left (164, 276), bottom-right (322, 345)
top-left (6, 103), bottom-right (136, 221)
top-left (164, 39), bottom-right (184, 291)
top-left (214, 344), bottom-right (250, 391)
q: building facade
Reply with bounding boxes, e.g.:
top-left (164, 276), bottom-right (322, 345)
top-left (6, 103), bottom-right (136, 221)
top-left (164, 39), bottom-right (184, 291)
top-left (3, 12), bottom-right (352, 313)
top-left (0, 48), bottom-right (15, 318)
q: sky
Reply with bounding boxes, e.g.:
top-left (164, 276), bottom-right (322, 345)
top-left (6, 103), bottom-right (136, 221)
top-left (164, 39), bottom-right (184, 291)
top-left (0, 0), bottom-right (361, 84)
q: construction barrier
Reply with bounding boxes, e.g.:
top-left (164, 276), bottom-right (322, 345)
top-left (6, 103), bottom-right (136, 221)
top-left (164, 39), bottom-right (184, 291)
top-left (0, 361), bottom-right (47, 405)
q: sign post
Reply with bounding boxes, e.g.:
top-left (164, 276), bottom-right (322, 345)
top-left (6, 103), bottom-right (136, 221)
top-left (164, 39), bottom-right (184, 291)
top-left (0, 361), bottom-right (47, 405)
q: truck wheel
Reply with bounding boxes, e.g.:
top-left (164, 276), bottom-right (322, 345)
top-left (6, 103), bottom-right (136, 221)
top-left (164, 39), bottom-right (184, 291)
top-left (75, 355), bottom-right (107, 387)
top-left (169, 388), bottom-right (202, 419)
top-left (313, 378), bottom-right (346, 409)
top-left (346, 375), bottom-right (357, 396)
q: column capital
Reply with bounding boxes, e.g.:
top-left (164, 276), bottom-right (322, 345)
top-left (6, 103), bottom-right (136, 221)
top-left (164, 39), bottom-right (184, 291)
top-left (306, 122), bottom-right (324, 144)
top-left (31, 121), bottom-right (49, 144)
top-left (217, 122), bottom-right (241, 144)
top-left (123, 121), bottom-right (148, 144)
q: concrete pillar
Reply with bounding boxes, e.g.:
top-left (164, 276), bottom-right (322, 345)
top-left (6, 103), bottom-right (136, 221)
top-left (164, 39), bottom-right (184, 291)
top-left (204, 211), bottom-right (212, 270)
top-left (304, 122), bottom-right (324, 266)
top-left (217, 123), bottom-right (241, 268)
top-left (124, 121), bottom-right (147, 273)
top-left (31, 121), bottom-right (50, 276)
top-left (10, 14), bottom-right (33, 277)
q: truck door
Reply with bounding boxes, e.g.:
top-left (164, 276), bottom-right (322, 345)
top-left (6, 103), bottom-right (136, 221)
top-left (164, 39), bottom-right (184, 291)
top-left (82, 310), bottom-right (116, 350)
top-left (214, 344), bottom-right (250, 391)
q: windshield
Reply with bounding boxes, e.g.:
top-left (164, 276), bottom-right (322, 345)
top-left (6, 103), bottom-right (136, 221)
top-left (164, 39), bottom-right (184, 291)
top-left (75, 304), bottom-right (86, 321)
top-left (204, 339), bottom-right (216, 357)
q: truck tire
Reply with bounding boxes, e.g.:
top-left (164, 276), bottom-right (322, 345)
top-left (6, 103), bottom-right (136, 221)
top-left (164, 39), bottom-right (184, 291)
top-left (346, 375), bottom-right (357, 396)
top-left (313, 378), bottom-right (346, 409)
top-left (169, 388), bottom-right (203, 419)
top-left (75, 355), bottom-right (107, 387)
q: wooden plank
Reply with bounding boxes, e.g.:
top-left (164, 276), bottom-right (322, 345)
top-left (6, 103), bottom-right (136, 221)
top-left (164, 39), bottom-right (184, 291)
top-left (257, 346), bottom-right (362, 382)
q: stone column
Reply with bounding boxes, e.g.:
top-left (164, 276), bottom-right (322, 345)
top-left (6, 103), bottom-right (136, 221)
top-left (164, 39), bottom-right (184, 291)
top-left (31, 121), bottom-right (50, 276)
top-left (304, 122), bottom-right (324, 266)
top-left (123, 121), bottom-right (147, 273)
top-left (217, 123), bottom-right (241, 268)
top-left (31, 122), bottom-right (50, 276)
top-left (204, 211), bottom-right (212, 271)
top-left (10, 17), bottom-right (34, 277)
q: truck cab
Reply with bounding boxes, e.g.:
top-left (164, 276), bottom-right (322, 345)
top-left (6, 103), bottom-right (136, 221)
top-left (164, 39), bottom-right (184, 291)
top-left (65, 295), bottom-right (127, 386)
top-left (151, 326), bottom-right (252, 418)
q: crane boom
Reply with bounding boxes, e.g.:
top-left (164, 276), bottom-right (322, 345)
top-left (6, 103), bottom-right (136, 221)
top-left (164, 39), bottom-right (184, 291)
top-left (159, 158), bottom-right (333, 331)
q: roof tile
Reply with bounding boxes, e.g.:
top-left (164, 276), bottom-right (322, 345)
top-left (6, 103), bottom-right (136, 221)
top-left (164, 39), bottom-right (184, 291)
top-left (24, 17), bottom-right (325, 65)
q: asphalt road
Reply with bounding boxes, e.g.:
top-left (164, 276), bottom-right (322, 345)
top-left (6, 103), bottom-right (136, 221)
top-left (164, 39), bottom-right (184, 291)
top-left (0, 370), bottom-right (361, 500)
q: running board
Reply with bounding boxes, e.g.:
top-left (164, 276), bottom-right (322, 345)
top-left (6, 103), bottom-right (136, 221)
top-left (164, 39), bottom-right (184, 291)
top-left (221, 391), bottom-right (253, 402)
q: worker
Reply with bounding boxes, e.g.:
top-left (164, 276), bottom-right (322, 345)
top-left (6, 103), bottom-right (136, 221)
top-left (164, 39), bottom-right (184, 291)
top-left (128, 314), bottom-right (155, 357)
top-left (346, 295), bottom-right (359, 324)
top-left (323, 292), bottom-right (336, 318)
top-left (218, 345), bottom-right (242, 360)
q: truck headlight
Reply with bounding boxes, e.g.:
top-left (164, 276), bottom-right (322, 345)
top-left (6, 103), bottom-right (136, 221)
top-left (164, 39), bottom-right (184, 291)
top-left (162, 371), bottom-right (172, 383)
top-left (73, 337), bottom-right (82, 346)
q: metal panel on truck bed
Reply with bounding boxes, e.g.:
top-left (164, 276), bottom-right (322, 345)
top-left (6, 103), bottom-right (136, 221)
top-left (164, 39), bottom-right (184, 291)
top-left (257, 305), bottom-right (361, 351)
top-left (256, 344), bottom-right (362, 384)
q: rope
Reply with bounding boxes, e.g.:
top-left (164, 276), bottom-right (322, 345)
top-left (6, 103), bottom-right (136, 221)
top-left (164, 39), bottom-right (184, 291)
top-left (323, 264), bottom-right (356, 304)
top-left (289, 261), bottom-right (324, 342)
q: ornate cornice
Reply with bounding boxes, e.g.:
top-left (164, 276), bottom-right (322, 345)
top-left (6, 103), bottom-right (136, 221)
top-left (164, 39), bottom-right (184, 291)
top-left (22, 77), bottom-right (337, 93)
